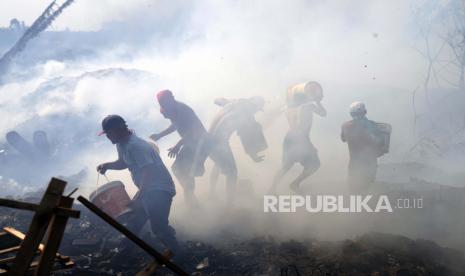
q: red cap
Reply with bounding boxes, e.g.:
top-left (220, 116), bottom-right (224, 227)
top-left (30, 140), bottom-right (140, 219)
top-left (156, 90), bottom-right (174, 102)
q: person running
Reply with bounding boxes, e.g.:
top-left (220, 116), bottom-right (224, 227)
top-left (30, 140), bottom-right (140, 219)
top-left (270, 82), bottom-right (326, 193)
top-left (150, 90), bottom-right (209, 205)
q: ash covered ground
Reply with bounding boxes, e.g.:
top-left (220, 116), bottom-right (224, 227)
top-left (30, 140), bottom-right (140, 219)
top-left (1, 202), bottom-right (465, 276)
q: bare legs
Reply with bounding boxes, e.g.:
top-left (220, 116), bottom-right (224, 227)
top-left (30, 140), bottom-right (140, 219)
top-left (174, 172), bottom-right (199, 206)
top-left (270, 162), bottom-right (292, 193)
top-left (209, 165), bottom-right (221, 197)
top-left (270, 162), bottom-right (320, 193)
top-left (209, 164), bottom-right (237, 203)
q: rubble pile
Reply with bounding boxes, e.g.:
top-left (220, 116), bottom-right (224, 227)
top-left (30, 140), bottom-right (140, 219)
top-left (1, 204), bottom-right (464, 275)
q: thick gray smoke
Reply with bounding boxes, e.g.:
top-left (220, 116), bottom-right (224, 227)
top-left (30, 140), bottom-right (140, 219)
top-left (0, 0), bottom-right (464, 252)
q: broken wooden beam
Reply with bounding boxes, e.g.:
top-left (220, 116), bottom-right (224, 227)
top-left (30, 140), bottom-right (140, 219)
top-left (9, 178), bottom-right (66, 275)
top-left (0, 246), bottom-right (21, 255)
top-left (4, 223), bottom-right (71, 264)
top-left (0, 198), bottom-right (80, 218)
top-left (35, 196), bottom-right (74, 275)
top-left (0, 198), bottom-right (37, 212)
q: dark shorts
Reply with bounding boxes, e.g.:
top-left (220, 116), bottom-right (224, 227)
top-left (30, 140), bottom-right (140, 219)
top-left (172, 138), bottom-right (210, 179)
top-left (282, 133), bottom-right (320, 168)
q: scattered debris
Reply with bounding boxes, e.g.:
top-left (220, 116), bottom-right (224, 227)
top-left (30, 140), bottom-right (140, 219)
top-left (76, 196), bottom-right (188, 276)
top-left (2, 198), bottom-right (465, 275)
top-left (195, 257), bottom-right (209, 270)
top-left (0, 177), bottom-right (80, 274)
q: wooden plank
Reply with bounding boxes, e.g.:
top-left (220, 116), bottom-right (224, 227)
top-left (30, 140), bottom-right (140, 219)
top-left (54, 206), bottom-right (80, 218)
top-left (0, 246), bottom-right (20, 255)
top-left (9, 178), bottom-right (66, 276)
top-left (0, 248), bottom-right (41, 258)
top-left (35, 196), bottom-right (74, 276)
top-left (0, 198), bottom-right (80, 218)
top-left (3, 227), bottom-right (70, 263)
top-left (77, 196), bottom-right (189, 276)
top-left (0, 198), bottom-right (37, 212)
top-left (136, 250), bottom-right (173, 276)
top-left (3, 228), bottom-right (27, 245)
top-left (0, 232), bottom-right (21, 250)
top-left (0, 256), bottom-right (16, 264)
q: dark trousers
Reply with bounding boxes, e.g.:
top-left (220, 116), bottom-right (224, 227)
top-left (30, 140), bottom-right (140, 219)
top-left (142, 190), bottom-right (178, 251)
top-left (121, 190), bottom-right (179, 253)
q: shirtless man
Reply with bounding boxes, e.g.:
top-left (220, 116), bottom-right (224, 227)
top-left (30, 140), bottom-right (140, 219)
top-left (209, 96), bottom-right (267, 200)
top-left (150, 90), bottom-right (209, 205)
top-left (270, 82), bottom-right (326, 192)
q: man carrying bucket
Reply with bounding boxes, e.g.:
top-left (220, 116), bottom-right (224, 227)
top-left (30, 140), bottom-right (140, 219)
top-left (270, 81), bottom-right (327, 193)
top-left (96, 114), bottom-right (180, 255)
top-left (150, 90), bottom-right (210, 206)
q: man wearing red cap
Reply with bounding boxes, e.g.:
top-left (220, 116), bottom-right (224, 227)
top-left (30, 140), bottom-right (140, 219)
top-left (151, 90), bottom-right (209, 205)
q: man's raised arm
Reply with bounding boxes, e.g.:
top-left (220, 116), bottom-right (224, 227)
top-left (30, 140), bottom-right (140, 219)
top-left (150, 124), bottom-right (177, 141)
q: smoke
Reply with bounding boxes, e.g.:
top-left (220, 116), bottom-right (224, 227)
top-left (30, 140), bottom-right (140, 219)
top-left (1, 0), bottom-right (464, 252)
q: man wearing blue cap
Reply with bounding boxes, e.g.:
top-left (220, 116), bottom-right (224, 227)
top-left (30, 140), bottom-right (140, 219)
top-left (96, 114), bottom-right (179, 255)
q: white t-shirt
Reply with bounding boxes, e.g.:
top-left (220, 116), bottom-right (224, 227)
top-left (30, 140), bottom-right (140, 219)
top-left (117, 134), bottom-right (175, 196)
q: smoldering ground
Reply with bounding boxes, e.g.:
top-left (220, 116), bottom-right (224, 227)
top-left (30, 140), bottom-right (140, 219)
top-left (0, 0), bottom-right (464, 264)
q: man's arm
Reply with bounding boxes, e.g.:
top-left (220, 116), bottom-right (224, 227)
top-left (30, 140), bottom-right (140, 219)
top-left (97, 158), bottom-right (127, 174)
top-left (150, 124), bottom-right (176, 141)
top-left (214, 98), bottom-right (232, 106)
top-left (313, 102), bottom-right (327, 117)
top-left (168, 138), bottom-right (184, 158)
top-left (341, 125), bottom-right (347, 142)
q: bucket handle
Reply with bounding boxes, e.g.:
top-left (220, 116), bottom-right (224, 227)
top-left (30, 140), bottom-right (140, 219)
top-left (95, 172), bottom-right (111, 197)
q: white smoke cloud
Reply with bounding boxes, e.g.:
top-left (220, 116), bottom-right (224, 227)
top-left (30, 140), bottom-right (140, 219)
top-left (1, 0), bottom-right (464, 253)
